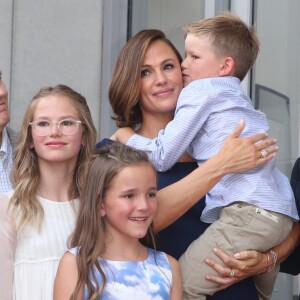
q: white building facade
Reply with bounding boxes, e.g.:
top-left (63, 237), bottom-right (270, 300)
top-left (0, 1), bottom-right (299, 298)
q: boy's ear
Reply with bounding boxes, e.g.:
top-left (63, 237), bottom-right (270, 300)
top-left (219, 57), bottom-right (235, 76)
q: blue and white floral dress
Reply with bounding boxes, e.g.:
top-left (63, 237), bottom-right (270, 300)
top-left (69, 247), bottom-right (172, 299)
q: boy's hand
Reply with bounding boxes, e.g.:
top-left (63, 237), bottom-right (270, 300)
top-left (110, 127), bottom-right (135, 144)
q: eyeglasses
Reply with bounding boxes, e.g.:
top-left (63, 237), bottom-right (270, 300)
top-left (29, 119), bottom-right (83, 136)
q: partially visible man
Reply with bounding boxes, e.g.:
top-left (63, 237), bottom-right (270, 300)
top-left (0, 70), bottom-right (16, 192)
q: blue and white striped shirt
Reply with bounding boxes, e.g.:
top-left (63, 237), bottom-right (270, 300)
top-left (128, 77), bottom-right (299, 222)
top-left (0, 127), bottom-right (13, 193)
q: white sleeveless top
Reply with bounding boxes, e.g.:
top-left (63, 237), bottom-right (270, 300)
top-left (13, 195), bottom-right (79, 300)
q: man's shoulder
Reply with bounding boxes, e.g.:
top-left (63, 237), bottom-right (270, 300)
top-left (6, 127), bottom-right (18, 148)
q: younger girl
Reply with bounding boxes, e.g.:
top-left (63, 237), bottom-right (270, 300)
top-left (0, 85), bottom-right (96, 300)
top-left (54, 143), bottom-right (182, 299)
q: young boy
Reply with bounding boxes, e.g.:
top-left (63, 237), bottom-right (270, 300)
top-left (115, 13), bottom-right (299, 300)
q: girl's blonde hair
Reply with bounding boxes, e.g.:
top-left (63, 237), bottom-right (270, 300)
top-left (70, 143), bottom-right (157, 299)
top-left (10, 84), bottom-right (97, 231)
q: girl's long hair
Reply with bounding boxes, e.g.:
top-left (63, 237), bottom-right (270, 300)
top-left (70, 143), bottom-right (156, 299)
top-left (10, 84), bottom-right (96, 231)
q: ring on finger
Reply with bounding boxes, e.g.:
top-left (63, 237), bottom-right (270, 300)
top-left (259, 149), bottom-right (268, 158)
top-left (229, 269), bottom-right (235, 278)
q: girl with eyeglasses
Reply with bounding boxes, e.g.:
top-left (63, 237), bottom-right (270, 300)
top-left (0, 84), bottom-right (96, 300)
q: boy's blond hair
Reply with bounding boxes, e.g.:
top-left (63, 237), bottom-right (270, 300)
top-left (184, 12), bottom-right (260, 81)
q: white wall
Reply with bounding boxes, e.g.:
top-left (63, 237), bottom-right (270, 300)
top-left (0, 0), bottom-right (103, 138)
top-left (131, 0), bottom-right (205, 58)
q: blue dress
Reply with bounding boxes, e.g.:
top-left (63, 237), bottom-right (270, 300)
top-left (96, 139), bottom-right (259, 299)
top-left (69, 247), bottom-right (172, 299)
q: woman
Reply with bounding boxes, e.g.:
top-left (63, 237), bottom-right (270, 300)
top-left (96, 29), bottom-right (299, 299)
top-left (0, 85), bottom-right (96, 300)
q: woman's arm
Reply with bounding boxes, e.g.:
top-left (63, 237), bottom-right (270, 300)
top-left (0, 193), bottom-right (16, 300)
top-left (203, 221), bottom-right (300, 290)
top-left (167, 255), bottom-right (183, 300)
top-left (154, 120), bottom-right (277, 232)
top-left (54, 252), bottom-right (82, 300)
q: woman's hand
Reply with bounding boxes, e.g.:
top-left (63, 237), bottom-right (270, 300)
top-left (217, 119), bottom-right (278, 174)
top-left (204, 248), bottom-right (267, 291)
top-left (204, 222), bottom-right (300, 291)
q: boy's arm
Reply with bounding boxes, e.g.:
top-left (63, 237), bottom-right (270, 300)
top-left (154, 123), bottom-right (277, 232)
top-left (121, 86), bottom-right (209, 171)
